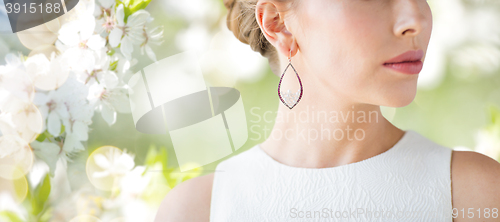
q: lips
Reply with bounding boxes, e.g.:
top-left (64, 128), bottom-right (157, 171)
top-left (384, 49), bottom-right (424, 64)
top-left (383, 49), bottom-right (424, 75)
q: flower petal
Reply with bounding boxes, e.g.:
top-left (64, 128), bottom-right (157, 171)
top-left (62, 133), bottom-right (84, 153)
top-left (92, 170), bottom-right (110, 178)
top-left (109, 28), bottom-right (123, 48)
top-left (5, 53), bottom-right (22, 67)
top-left (33, 92), bottom-right (49, 106)
top-left (87, 35), bottom-right (106, 51)
top-left (93, 153), bottom-right (111, 169)
top-left (79, 14), bottom-right (96, 41)
top-left (61, 48), bottom-right (96, 73)
top-left (72, 121), bottom-right (88, 141)
top-left (73, 140), bottom-right (85, 151)
top-left (127, 10), bottom-right (150, 27)
top-left (34, 55), bottom-right (70, 91)
top-left (101, 104), bottom-right (116, 126)
top-left (98, 71), bottom-right (118, 89)
top-left (109, 90), bottom-right (131, 113)
top-left (0, 113), bottom-right (15, 137)
top-left (47, 112), bottom-right (61, 136)
top-left (117, 152), bottom-right (135, 171)
top-left (58, 21), bottom-right (80, 46)
top-left (98, 0), bottom-right (114, 8)
top-left (27, 106), bottom-right (43, 134)
top-left (120, 37), bottom-right (133, 60)
top-left (54, 103), bottom-right (69, 119)
top-left (144, 44), bottom-right (157, 62)
top-left (115, 4), bottom-right (125, 26)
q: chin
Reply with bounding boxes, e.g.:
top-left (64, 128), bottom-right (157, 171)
top-left (380, 79), bottom-right (419, 107)
top-left (381, 90), bottom-right (417, 107)
top-left (370, 84), bottom-right (417, 107)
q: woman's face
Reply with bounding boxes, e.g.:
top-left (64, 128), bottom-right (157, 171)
top-left (287, 0), bottom-right (433, 107)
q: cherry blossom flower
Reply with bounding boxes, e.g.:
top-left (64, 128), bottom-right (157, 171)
top-left (0, 0), bottom-right (167, 217)
top-left (90, 87), bottom-right (130, 126)
top-left (80, 50), bottom-right (130, 125)
top-left (0, 134), bottom-right (34, 179)
top-left (0, 55), bottom-right (43, 143)
top-left (58, 13), bottom-right (106, 73)
top-left (0, 54), bottom-right (34, 107)
top-left (24, 52), bottom-right (70, 91)
top-left (92, 148), bottom-right (135, 179)
top-left (97, 0), bottom-right (115, 11)
top-left (140, 22), bottom-right (164, 62)
top-left (33, 76), bottom-right (94, 154)
top-left (0, 102), bottom-right (43, 143)
top-left (109, 4), bottom-right (149, 60)
top-left (75, 49), bottom-right (118, 89)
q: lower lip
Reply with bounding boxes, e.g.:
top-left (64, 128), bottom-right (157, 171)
top-left (383, 61), bottom-right (423, 75)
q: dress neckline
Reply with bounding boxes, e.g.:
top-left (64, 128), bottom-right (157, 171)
top-left (255, 130), bottom-right (414, 171)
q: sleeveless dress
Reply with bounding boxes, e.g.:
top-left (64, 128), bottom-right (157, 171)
top-left (210, 130), bottom-right (454, 222)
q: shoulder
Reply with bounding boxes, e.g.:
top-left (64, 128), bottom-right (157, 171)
top-left (451, 150), bottom-right (500, 221)
top-left (154, 173), bottom-right (215, 222)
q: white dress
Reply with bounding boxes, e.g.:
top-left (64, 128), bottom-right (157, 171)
top-left (210, 130), bottom-right (453, 222)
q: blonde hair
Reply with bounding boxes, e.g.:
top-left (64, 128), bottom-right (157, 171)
top-left (223, 0), bottom-right (295, 76)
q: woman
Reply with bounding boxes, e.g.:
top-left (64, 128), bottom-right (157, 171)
top-left (155, 0), bottom-right (500, 221)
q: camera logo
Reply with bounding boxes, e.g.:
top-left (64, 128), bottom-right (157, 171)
top-left (1, 0), bottom-right (78, 33)
top-left (128, 51), bottom-right (248, 172)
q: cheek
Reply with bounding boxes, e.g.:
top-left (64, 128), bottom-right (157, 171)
top-left (299, 2), bottom-right (383, 88)
top-left (423, 7), bottom-right (433, 50)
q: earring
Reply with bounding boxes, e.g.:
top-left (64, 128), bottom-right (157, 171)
top-left (278, 49), bottom-right (303, 109)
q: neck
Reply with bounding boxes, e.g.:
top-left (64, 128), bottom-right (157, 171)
top-left (259, 78), bottom-right (405, 168)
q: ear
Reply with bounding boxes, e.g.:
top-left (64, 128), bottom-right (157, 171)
top-left (255, 1), bottom-right (298, 58)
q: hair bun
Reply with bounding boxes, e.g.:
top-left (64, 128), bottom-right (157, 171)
top-left (223, 0), bottom-right (250, 45)
top-left (223, 0), bottom-right (236, 9)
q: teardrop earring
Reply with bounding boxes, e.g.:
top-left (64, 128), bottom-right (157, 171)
top-left (278, 49), bottom-right (303, 109)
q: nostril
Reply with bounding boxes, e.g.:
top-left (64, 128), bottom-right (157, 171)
top-left (402, 28), bottom-right (417, 36)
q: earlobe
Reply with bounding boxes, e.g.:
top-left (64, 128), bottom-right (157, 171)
top-left (282, 28), bottom-right (291, 35)
top-left (290, 38), bottom-right (298, 57)
top-left (282, 37), bottom-right (298, 58)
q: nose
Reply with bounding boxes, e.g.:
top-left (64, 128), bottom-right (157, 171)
top-left (393, 0), bottom-right (430, 38)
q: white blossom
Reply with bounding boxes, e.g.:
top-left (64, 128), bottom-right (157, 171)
top-left (109, 4), bottom-right (149, 60)
top-left (58, 13), bottom-right (106, 73)
top-left (75, 49), bottom-right (118, 89)
top-left (0, 55), bottom-right (35, 108)
top-left (97, 0), bottom-right (115, 11)
top-left (0, 1), bottom-right (167, 218)
top-left (0, 134), bottom-right (33, 179)
top-left (33, 76), bottom-right (93, 154)
top-left (0, 102), bottom-right (43, 143)
top-left (94, 0), bottom-right (116, 34)
top-left (24, 52), bottom-right (70, 91)
top-left (92, 148), bottom-right (135, 178)
top-left (113, 53), bottom-right (138, 86)
top-left (140, 24), bottom-right (164, 62)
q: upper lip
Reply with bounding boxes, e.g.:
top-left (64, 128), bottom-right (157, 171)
top-left (383, 49), bottom-right (424, 64)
